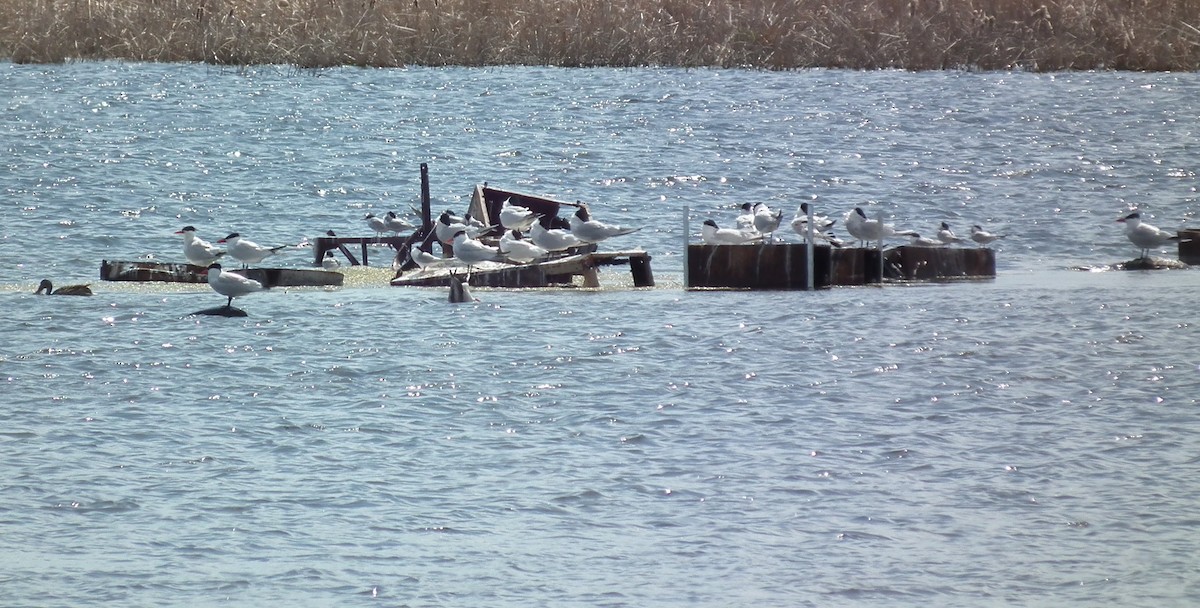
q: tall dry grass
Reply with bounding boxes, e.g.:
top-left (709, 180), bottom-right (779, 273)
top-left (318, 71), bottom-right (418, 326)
top-left (1, 0), bottom-right (1197, 70)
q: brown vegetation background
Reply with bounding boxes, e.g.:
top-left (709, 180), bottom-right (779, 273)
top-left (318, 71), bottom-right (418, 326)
top-left (2, 0), bottom-right (1198, 70)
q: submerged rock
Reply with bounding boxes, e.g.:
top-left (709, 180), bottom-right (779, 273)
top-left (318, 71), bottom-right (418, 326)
top-left (1073, 257), bottom-right (1192, 272)
top-left (192, 305), bottom-right (249, 317)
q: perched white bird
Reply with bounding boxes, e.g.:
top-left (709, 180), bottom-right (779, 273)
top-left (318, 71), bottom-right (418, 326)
top-left (844, 207), bottom-right (916, 246)
top-left (206, 263), bottom-right (264, 308)
top-left (408, 244), bottom-right (459, 270)
top-left (936, 222), bottom-right (966, 245)
top-left (365, 213), bottom-right (389, 237)
top-left (791, 203), bottom-right (838, 243)
top-left (498, 198), bottom-right (541, 232)
top-left (499, 230), bottom-right (549, 264)
top-left (907, 233), bottom-right (944, 248)
top-left (701, 219), bottom-right (764, 245)
top-left (451, 230), bottom-right (503, 268)
top-left (969, 225), bottom-right (1005, 245)
top-left (217, 233), bottom-right (289, 267)
top-left (1116, 211), bottom-right (1180, 258)
top-left (529, 221), bottom-right (583, 252)
top-left (176, 226), bottom-right (226, 267)
top-left (791, 203), bottom-right (836, 230)
top-left (435, 211), bottom-right (495, 245)
top-left (321, 250), bottom-right (340, 270)
top-left (434, 212), bottom-right (463, 245)
top-left (408, 244), bottom-right (439, 269)
top-left (752, 203), bottom-right (784, 240)
top-left (383, 211), bottom-right (414, 234)
top-left (568, 206), bottom-right (641, 244)
top-left (734, 203), bottom-right (757, 231)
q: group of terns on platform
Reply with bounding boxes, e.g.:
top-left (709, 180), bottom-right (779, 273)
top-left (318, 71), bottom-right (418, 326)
top-left (701, 203), bottom-right (1186, 260)
top-left (174, 226), bottom-right (296, 311)
top-left (34, 206), bottom-right (1183, 307)
top-left (405, 199), bottom-right (640, 273)
top-left (700, 203), bottom-right (1006, 249)
top-left (174, 199), bottom-right (643, 310)
top-left (29, 226), bottom-right (291, 300)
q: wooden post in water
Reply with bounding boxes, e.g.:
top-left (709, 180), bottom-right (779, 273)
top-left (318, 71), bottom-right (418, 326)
top-left (629, 255), bottom-right (655, 287)
top-left (420, 163), bottom-right (432, 231)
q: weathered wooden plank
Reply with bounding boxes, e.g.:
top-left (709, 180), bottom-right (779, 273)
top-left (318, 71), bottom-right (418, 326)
top-left (469, 185), bottom-right (584, 231)
top-left (390, 251), bottom-right (652, 288)
top-left (100, 260), bottom-right (343, 287)
top-left (313, 235), bottom-right (414, 267)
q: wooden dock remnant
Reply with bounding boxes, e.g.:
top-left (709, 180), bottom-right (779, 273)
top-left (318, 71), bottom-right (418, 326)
top-left (466, 184), bottom-right (582, 232)
top-left (391, 251), bottom-right (653, 289)
top-left (315, 163), bottom-right (435, 268)
top-left (312, 234), bottom-right (420, 268)
top-left (100, 260), bottom-right (343, 287)
top-left (686, 245), bottom-right (994, 290)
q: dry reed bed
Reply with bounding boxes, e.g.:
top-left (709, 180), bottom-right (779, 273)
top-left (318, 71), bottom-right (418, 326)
top-left (1, 0), bottom-right (1198, 70)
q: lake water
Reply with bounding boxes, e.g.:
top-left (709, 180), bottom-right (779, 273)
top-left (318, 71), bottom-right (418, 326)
top-left (2, 62), bottom-right (1199, 607)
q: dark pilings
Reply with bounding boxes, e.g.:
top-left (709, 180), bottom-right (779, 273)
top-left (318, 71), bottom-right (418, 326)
top-left (686, 245), bottom-right (994, 290)
top-left (420, 162), bottom-right (432, 231)
top-left (1180, 229), bottom-right (1200, 265)
top-left (629, 254), bottom-right (655, 287)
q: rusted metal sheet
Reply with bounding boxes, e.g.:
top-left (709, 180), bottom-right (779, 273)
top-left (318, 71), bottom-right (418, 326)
top-left (685, 245), bottom-right (994, 289)
top-left (883, 246), bottom-right (996, 281)
top-left (687, 244), bottom-right (832, 289)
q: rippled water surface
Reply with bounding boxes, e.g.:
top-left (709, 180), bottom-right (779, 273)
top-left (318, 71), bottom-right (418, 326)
top-left (2, 63), bottom-right (1199, 607)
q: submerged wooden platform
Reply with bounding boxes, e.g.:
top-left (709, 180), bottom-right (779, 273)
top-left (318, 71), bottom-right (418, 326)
top-left (390, 251), bottom-right (654, 288)
top-left (686, 244), bottom-right (995, 290)
top-left (313, 169), bottom-right (587, 269)
top-left (100, 260), bottom-right (344, 287)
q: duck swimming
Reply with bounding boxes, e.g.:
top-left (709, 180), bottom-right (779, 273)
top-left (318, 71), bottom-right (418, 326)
top-left (35, 279), bottom-right (93, 296)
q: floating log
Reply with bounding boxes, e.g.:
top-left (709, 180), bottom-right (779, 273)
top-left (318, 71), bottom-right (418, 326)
top-left (391, 251), bottom-right (653, 288)
top-left (685, 245), bottom-right (994, 290)
top-left (100, 260), bottom-right (343, 287)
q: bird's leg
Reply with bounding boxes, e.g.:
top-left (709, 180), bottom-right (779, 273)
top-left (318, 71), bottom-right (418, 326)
top-left (226, 296), bottom-right (234, 308)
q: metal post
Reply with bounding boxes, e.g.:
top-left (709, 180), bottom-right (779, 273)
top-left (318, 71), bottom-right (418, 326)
top-left (683, 205), bottom-right (690, 288)
top-left (805, 204), bottom-right (815, 291)
top-left (877, 209), bottom-right (885, 285)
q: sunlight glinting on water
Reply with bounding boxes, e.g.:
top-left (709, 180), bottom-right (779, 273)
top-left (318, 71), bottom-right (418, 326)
top-left (1, 62), bottom-right (1198, 607)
